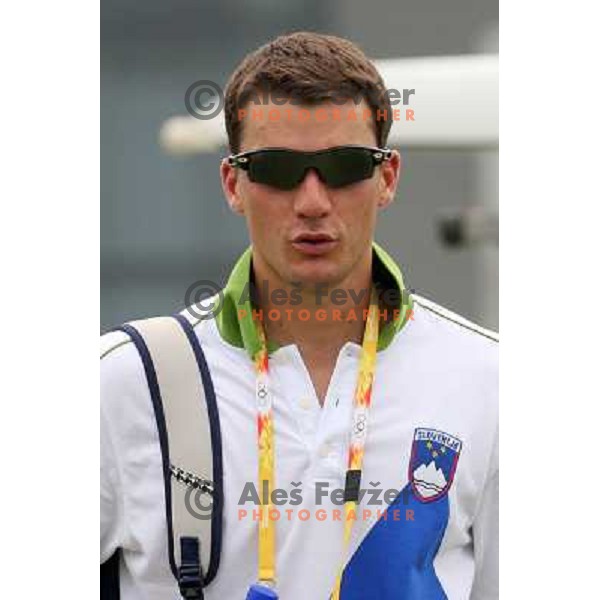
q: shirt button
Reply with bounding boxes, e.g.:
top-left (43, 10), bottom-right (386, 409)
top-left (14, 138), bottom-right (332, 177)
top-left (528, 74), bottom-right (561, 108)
top-left (319, 444), bottom-right (331, 458)
top-left (300, 398), bottom-right (312, 410)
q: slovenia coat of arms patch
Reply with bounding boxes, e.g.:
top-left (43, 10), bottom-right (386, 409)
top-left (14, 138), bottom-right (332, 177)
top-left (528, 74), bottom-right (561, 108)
top-left (409, 428), bottom-right (463, 503)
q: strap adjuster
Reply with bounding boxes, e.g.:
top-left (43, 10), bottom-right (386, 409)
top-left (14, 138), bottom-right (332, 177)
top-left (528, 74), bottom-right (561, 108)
top-left (178, 537), bottom-right (204, 599)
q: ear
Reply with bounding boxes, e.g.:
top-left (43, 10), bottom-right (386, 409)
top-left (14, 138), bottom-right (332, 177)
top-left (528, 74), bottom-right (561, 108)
top-left (377, 150), bottom-right (401, 209)
top-left (220, 158), bottom-right (246, 215)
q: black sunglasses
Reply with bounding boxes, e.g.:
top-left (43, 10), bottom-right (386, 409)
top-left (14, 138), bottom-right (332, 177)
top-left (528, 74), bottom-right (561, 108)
top-left (227, 145), bottom-right (392, 191)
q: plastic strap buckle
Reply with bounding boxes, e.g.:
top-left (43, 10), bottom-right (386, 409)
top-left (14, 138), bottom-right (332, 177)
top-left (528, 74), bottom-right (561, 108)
top-left (178, 537), bottom-right (204, 599)
top-left (343, 469), bottom-right (362, 503)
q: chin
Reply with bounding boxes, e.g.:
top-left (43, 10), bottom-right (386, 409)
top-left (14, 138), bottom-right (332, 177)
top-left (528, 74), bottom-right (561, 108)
top-left (286, 260), bottom-right (343, 287)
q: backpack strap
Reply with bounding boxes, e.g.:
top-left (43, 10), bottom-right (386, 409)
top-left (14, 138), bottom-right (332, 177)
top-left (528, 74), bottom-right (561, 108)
top-left (116, 315), bottom-right (223, 599)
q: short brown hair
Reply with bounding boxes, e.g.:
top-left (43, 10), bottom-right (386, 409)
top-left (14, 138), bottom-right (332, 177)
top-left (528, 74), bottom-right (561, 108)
top-left (224, 32), bottom-right (392, 153)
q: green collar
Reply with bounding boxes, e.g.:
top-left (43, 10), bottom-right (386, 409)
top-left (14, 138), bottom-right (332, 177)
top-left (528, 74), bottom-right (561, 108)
top-left (215, 242), bottom-right (413, 359)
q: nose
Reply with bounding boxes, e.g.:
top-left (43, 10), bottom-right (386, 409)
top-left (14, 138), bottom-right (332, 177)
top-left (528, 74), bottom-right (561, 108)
top-left (293, 168), bottom-right (332, 219)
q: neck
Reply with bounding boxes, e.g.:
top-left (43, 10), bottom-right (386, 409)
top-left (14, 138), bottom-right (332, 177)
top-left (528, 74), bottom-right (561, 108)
top-left (252, 255), bottom-right (373, 354)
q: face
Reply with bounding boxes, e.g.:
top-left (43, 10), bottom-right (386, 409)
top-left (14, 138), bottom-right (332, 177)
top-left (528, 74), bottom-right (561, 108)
top-left (220, 99), bottom-right (401, 290)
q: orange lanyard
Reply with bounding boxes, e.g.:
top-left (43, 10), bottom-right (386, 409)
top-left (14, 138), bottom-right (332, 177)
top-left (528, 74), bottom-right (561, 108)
top-left (252, 290), bottom-right (380, 596)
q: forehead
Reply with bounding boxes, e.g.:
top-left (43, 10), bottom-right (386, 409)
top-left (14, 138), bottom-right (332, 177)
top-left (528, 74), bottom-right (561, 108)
top-left (238, 98), bottom-right (377, 152)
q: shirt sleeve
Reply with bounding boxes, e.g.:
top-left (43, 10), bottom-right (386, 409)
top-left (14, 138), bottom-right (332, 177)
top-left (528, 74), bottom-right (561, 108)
top-left (469, 428), bottom-right (499, 600)
top-left (100, 353), bottom-right (126, 564)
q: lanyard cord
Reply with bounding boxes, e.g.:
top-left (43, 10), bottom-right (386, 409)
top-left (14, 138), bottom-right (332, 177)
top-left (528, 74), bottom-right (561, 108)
top-left (253, 290), bottom-right (380, 593)
top-left (255, 320), bottom-right (276, 584)
top-left (330, 289), bottom-right (379, 600)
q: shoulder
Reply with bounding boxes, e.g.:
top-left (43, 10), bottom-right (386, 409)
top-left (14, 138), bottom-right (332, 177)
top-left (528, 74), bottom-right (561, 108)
top-left (100, 328), bottom-right (149, 425)
top-left (100, 328), bottom-right (141, 381)
top-left (411, 294), bottom-right (498, 344)
top-left (101, 329), bottom-right (133, 361)
top-left (100, 312), bottom-right (215, 391)
top-left (405, 293), bottom-right (498, 378)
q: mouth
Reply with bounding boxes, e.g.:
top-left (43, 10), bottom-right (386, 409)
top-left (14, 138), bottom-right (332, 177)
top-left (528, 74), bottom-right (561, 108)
top-left (291, 233), bottom-right (339, 256)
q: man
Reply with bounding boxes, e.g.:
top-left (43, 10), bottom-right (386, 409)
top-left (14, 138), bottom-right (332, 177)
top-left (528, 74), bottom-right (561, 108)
top-left (101, 32), bottom-right (498, 599)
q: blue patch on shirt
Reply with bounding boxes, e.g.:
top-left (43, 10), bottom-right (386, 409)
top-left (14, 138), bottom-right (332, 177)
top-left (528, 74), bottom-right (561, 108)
top-left (340, 482), bottom-right (449, 599)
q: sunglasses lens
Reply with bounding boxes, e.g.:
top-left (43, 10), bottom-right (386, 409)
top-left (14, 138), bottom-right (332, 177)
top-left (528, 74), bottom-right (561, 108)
top-left (248, 150), bottom-right (305, 190)
top-left (317, 147), bottom-right (375, 188)
top-left (242, 147), bottom-right (379, 190)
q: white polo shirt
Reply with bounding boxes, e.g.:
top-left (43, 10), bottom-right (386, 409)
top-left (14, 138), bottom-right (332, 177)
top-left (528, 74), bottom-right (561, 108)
top-left (101, 243), bottom-right (498, 599)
